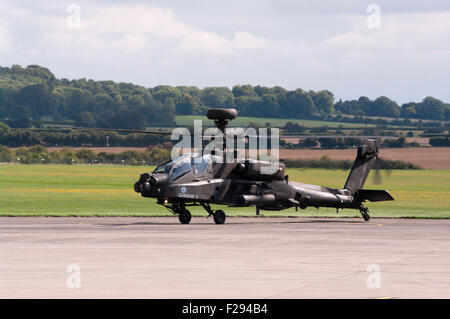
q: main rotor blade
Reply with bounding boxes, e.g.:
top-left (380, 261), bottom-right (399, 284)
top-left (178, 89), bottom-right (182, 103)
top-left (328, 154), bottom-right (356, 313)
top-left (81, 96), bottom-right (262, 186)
top-left (33, 126), bottom-right (398, 140)
top-left (279, 135), bottom-right (397, 139)
top-left (202, 133), bottom-right (398, 139)
top-left (36, 126), bottom-right (173, 135)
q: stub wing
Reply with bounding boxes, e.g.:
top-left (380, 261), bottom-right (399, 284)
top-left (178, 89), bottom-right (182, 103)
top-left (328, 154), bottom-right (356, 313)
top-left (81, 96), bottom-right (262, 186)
top-left (357, 189), bottom-right (394, 202)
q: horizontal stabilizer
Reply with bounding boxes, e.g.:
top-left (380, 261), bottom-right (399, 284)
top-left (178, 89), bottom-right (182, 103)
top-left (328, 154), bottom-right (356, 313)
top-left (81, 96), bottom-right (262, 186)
top-left (357, 189), bottom-right (394, 202)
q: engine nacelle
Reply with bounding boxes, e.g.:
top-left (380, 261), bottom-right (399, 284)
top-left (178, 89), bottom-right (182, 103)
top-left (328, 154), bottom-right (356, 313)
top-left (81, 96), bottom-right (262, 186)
top-left (238, 161), bottom-right (285, 181)
top-left (239, 194), bottom-right (276, 205)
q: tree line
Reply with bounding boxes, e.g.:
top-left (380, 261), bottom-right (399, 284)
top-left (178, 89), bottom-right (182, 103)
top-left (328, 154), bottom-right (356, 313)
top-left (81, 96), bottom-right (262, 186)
top-left (0, 122), bottom-right (166, 147)
top-left (0, 120), bottom-right (445, 149)
top-left (0, 145), bottom-right (421, 169)
top-left (1, 65), bottom-right (449, 131)
top-left (281, 136), bottom-right (420, 150)
top-left (0, 145), bottom-right (171, 165)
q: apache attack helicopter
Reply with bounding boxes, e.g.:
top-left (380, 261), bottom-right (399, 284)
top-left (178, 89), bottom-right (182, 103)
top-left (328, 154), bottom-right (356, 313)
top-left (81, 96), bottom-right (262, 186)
top-left (132, 108), bottom-right (394, 224)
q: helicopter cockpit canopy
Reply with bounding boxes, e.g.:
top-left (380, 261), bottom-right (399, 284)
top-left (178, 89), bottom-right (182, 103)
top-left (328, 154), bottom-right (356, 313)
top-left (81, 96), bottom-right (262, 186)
top-left (153, 153), bottom-right (219, 181)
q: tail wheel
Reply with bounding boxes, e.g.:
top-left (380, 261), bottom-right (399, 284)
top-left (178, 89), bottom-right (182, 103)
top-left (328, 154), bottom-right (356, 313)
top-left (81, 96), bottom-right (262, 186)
top-left (360, 207), bottom-right (370, 222)
top-left (362, 212), bottom-right (370, 222)
top-left (178, 209), bottom-right (192, 224)
top-left (213, 210), bottom-right (226, 224)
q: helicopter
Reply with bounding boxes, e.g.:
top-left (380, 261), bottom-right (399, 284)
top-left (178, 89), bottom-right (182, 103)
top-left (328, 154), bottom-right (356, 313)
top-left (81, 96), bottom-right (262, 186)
top-left (132, 108), bottom-right (394, 224)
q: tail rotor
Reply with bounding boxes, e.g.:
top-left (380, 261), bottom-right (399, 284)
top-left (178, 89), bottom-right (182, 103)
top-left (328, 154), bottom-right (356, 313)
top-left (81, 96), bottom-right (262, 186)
top-left (372, 155), bottom-right (392, 185)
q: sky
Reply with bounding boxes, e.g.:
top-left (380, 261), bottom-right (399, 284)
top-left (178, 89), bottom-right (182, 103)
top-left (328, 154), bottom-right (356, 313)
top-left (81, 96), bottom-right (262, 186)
top-left (1, 0), bottom-right (449, 104)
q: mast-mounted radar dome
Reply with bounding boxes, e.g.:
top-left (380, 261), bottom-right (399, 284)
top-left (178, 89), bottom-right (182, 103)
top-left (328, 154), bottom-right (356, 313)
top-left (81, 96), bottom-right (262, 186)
top-left (206, 108), bottom-right (237, 121)
top-left (206, 108), bottom-right (237, 133)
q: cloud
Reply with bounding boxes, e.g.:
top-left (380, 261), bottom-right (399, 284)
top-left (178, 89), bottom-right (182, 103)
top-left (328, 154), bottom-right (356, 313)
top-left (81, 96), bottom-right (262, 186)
top-left (0, 1), bottom-right (449, 103)
top-left (6, 3), bottom-right (267, 55)
top-left (0, 20), bottom-right (12, 51)
top-left (232, 32), bottom-right (267, 49)
top-left (325, 32), bottom-right (373, 48)
top-left (325, 11), bottom-right (450, 52)
top-left (177, 31), bottom-right (267, 54)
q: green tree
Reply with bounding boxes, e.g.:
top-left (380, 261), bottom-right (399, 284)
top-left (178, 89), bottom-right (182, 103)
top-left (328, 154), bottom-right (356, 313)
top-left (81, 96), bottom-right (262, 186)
top-left (260, 94), bottom-right (279, 117)
top-left (152, 86), bottom-right (182, 105)
top-left (128, 94), bottom-right (146, 109)
top-left (312, 90), bottom-right (334, 115)
top-left (254, 85), bottom-right (271, 97)
top-left (358, 96), bottom-right (371, 115)
top-left (120, 109), bottom-right (146, 129)
top-left (79, 111), bottom-right (95, 125)
top-left (0, 145), bottom-right (13, 161)
top-left (232, 84), bottom-right (256, 97)
top-left (234, 95), bottom-right (258, 115)
top-left (67, 89), bottom-right (92, 116)
top-left (400, 102), bottom-right (417, 118)
top-left (286, 89), bottom-right (316, 118)
top-left (16, 83), bottom-right (56, 116)
top-left (161, 97), bottom-right (176, 124)
top-left (416, 97), bottom-right (446, 120)
top-left (370, 96), bottom-right (400, 117)
top-left (9, 104), bottom-right (31, 120)
top-left (0, 121), bottom-right (11, 137)
top-left (201, 87), bottom-right (234, 108)
top-left (176, 94), bottom-right (197, 115)
top-left (93, 93), bottom-right (116, 113)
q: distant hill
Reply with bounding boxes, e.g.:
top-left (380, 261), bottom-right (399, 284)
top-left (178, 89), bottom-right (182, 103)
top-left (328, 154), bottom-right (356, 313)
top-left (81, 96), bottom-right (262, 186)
top-left (0, 64), bottom-right (449, 130)
top-left (0, 65), bottom-right (55, 89)
top-left (0, 65), bottom-right (175, 129)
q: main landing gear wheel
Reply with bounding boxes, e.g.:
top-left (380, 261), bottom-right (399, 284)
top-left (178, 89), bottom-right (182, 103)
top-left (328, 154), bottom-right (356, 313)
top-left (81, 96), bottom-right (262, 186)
top-left (360, 207), bottom-right (370, 222)
top-left (178, 209), bottom-right (192, 224)
top-left (213, 210), bottom-right (226, 224)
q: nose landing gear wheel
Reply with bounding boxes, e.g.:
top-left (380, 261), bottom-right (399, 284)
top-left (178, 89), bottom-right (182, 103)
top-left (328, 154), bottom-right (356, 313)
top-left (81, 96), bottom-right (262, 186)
top-left (213, 210), bottom-right (226, 224)
top-left (178, 209), bottom-right (192, 224)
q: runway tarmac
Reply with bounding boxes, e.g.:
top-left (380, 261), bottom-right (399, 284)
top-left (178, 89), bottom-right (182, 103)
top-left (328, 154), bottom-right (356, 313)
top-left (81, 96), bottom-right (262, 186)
top-left (1, 217), bottom-right (449, 298)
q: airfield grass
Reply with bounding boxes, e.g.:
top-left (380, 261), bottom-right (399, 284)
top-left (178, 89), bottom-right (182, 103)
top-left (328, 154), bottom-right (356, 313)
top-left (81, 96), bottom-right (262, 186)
top-left (0, 164), bottom-right (449, 218)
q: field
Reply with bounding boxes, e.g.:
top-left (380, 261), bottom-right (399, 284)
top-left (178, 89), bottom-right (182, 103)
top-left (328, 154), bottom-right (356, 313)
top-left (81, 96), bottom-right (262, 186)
top-left (175, 115), bottom-right (373, 128)
top-left (38, 146), bottom-right (450, 169)
top-left (280, 147), bottom-right (450, 169)
top-left (1, 164), bottom-right (449, 218)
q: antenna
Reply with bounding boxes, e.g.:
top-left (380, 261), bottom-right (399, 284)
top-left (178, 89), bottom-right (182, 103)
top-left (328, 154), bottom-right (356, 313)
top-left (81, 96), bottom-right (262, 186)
top-left (206, 108), bottom-right (238, 157)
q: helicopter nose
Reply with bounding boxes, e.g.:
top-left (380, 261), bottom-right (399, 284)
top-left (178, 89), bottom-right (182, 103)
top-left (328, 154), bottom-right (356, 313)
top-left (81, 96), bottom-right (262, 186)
top-left (150, 173), bottom-right (169, 186)
top-left (134, 180), bottom-right (152, 194)
top-left (134, 173), bottom-right (152, 193)
top-left (141, 181), bottom-right (151, 193)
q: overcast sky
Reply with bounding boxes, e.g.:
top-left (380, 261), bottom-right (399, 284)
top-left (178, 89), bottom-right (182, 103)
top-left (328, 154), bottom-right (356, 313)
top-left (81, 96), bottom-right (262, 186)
top-left (1, 0), bottom-right (449, 104)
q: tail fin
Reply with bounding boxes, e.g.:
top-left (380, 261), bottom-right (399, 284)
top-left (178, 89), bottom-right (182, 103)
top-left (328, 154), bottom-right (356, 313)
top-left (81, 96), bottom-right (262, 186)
top-left (344, 140), bottom-right (378, 194)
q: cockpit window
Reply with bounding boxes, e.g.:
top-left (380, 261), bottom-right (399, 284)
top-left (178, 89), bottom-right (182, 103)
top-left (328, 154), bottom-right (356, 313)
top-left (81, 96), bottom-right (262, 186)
top-left (153, 153), bottom-right (217, 181)
top-left (153, 162), bottom-right (171, 174)
top-left (153, 154), bottom-right (191, 174)
top-left (193, 155), bottom-right (212, 174)
top-left (170, 156), bottom-right (192, 181)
